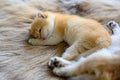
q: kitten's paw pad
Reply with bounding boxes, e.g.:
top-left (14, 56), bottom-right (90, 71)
top-left (48, 57), bottom-right (63, 70)
top-left (107, 21), bottom-right (119, 29)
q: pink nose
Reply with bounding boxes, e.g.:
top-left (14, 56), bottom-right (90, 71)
top-left (40, 37), bottom-right (46, 40)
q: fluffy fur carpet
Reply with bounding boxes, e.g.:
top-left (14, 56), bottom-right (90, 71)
top-left (0, 0), bottom-right (120, 80)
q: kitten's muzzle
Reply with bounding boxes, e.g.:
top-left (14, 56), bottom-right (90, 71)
top-left (40, 37), bottom-right (46, 40)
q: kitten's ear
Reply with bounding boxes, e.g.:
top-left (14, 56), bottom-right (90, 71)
top-left (36, 12), bottom-right (47, 19)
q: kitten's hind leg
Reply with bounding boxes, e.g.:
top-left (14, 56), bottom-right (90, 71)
top-left (106, 21), bottom-right (120, 35)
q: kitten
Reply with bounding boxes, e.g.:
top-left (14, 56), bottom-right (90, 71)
top-left (28, 11), bottom-right (111, 60)
top-left (48, 21), bottom-right (120, 80)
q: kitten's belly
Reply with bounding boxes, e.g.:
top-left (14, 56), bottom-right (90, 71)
top-left (64, 33), bottom-right (75, 45)
top-left (64, 26), bottom-right (80, 45)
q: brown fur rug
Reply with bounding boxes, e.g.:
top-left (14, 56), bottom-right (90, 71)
top-left (0, 0), bottom-right (120, 80)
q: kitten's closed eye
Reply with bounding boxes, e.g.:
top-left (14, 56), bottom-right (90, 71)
top-left (39, 29), bottom-right (41, 33)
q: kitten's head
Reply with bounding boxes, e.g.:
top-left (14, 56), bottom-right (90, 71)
top-left (30, 12), bottom-right (54, 40)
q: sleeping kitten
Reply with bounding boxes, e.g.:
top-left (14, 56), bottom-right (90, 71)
top-left (28, 11), bottom-right (111, 60)
top-left (48, 21), bottom-right (120, 80)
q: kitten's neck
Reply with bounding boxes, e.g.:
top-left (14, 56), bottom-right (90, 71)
top-left (46, 13), bottom-right (56, 37)
top-left (54, 14), bottom-right (67, 38)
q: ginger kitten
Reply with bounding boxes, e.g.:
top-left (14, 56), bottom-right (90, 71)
top-left (28, 11), bottom-right (111, 60)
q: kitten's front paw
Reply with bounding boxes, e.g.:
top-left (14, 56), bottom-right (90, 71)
top-left (28, 39), bottom-right (37, 45)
